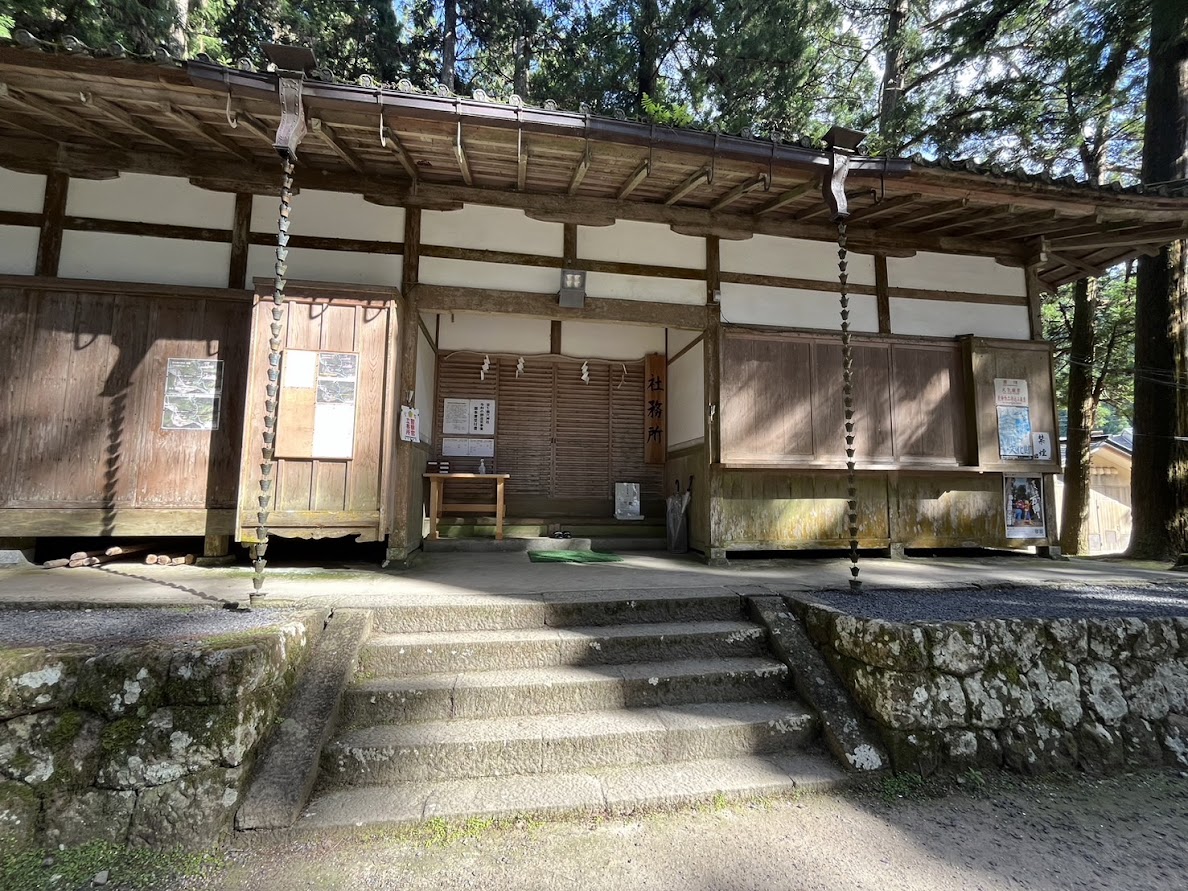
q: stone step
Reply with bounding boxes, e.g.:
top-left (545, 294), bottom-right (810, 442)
top-left (357, 620), bottom-right (770, 676)
top-left (369, 588), bottom-right (743, 633)
top-left (320, 700), bottom-right (817, 786)
top-left (299, 752), bottom-right (846, 830)
top-left (341, 657), bottom-right (790, 727)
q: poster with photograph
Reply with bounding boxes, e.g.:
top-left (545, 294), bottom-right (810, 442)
top-left (1004, 476), bottom-right (1046, 539)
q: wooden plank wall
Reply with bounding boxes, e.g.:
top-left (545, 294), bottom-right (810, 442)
top-left (0, 281), bottom-right (247, 533)
top-left (238, 293), bottom-right (394, 541)
top-left (665, 443), bottom-right (708, 552)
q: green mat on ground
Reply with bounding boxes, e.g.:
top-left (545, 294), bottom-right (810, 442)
top-left (527, 550), bottom-right (623, 564)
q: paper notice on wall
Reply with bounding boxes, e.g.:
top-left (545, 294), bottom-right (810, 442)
top-left (468, 438), bottom-right (495, 457)
top-left (442, 437), bottom-right (471, 456)
top-left (312, 403), bottom-right (356, 459)
top-left (994, 378), bottom-right (1029, 407)
top-left (283, 351), bottom-right (317, 389)
top-left (399, 406), bottom-right (420, 442)
top-left (443, 399), bottom-right (470, 434)
top-left (469, 399), bottom-right (496, 435)
top-left (161, 358), bottom-right (223, 431)
top-left (1032, 432), bottom-right (1053, 461)
top-left (997, 405), bottom-right (1033, 458)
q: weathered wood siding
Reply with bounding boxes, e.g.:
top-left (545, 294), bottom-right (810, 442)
top-left (237, 285), bottom-right (397, 542)
top-left (0, 280), bottom-right (247, 535)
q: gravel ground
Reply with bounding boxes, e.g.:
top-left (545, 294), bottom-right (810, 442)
top-left (160, 770), bottom-right (1188, 891)
top-left (0, 607), bottom-right (305, 646)
top-left (803, 582), bottom-right (1188, 622)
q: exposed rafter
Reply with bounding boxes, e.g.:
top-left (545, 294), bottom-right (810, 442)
top-left (311, 118), bottom-right (365, 174)
top-left (1045, 248), bottom-right (1102, 278)
top-left (755, 179), bottom-right (818, 215)
top-left (229, 106), bottom-right (277, 150)
top-left (876, 197), bottom-right (967, 229)
top-left (0, 82), bottom-right (122, 148)
top-left (81, 94), bottom-right (186, 154)
top-left (922, 204), bottom-right (1018, 234)
top-left (964, 208), bottom-right (1059, 239)
top-left (844, 193), bottom-right (924, 224)
top-left (664, 167), bottom-right (710, 206)
top-left (616, 160), bottom-right (650, 200)
top-left (381, 120), bottom-right (419, 181)
top-left (568, 146), bottom-right (591, 196)
top-left (793, 189), bottom-right (865, 222)
top-left (710, 174), bottom-right (769, 212)
top-left (1048, 223), bottom-right (1188, 252)
top-left (165, 103), bottom-right (255, 163)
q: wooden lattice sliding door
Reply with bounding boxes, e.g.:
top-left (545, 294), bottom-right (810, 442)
top-left (434, 354), bottom-right (662, 516)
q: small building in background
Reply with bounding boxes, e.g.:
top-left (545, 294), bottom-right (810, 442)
top-left (1055, 431), bottom-right (1133, 554)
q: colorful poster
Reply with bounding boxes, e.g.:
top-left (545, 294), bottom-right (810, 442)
top-left (1004, 476), bottom-right (1046, 539)
top-left (161, 358), bottom-right (223, 431)
top-left (997, 405), bottom-right (1033, 458)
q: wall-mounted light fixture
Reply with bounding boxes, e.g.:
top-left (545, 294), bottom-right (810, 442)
top-left (559, 268), bottom-right (587, 308)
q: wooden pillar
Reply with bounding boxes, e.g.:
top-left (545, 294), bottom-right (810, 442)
top-left (228, 192), bottom-right (252, 289)
top-left (874, 254), bottom-right (891, 335)
top-left (1024, 260), bottom-right (1045, 341)
top-left (35, 170), bottom-right (69, 277)
top-left (704, 236), bottom-right (726, 565)
top-left (386, 207), bottom-right (422, 565)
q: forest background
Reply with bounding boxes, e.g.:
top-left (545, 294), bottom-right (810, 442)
top-left (1, 0), bottom-right (1185, 556)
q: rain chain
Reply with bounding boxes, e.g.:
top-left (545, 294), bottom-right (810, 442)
top-left (837, 221), bottom-right (862, 592)
top-left (251, 155), bottom-right (296, 600)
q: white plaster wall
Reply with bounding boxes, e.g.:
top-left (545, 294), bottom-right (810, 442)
top-left (0, 168), bottom-right (46, 213)
top-left (422, 205), bottom-right (562, 256)
top-left (667, 328), bottom-right (703, 356)
top-left (668, 341), bottom-right (705, 449)
top-left (246, 244), bottom-right (401, 288)
top-left (720, 284), bottom-right (879, 332)
top-left (419, 257), bottom-right (558, 294)
top-left (888, 250), bottom-right (1026, 297)
top-left (585, 272), bottom-right (704, 304)
top-left (415, 327), bottom-right (436, 442)
top-left (578, 220), bottom-right (704, 269)
top-left (561, 321), bottom-right (666, 360)
top-left (59, 232), bottom-right (231, 287)
top-left (436, 313), bottom-right (552, 354)
top-left (66, 173), bottom-right (233, 229)
top-left (0, 226), bottom-right (39, 275)
top-left (420, 311), bottom-right (439, 341)
top-left (890, 298), bottom-right (1032, 339)
top-left (720, 234), bottom-right (877, 286)
top-left (250, 190), bottom-right (404, 242)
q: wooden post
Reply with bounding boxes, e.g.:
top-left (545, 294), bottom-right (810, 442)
top-left (704, 236), bottom-right (726, 564)
top-left (874, 254), bottom-right (891, 334)
top-left (385, 207), bottom-right (422, 566)
top-left (1024, 260), bottom-right (1045, 341)
top-left (228, 192), bottom-right (252, 289)
top-left (203, 534), bottom-right (231, 557)
top-left (36, 170), bottom-right (69, 277)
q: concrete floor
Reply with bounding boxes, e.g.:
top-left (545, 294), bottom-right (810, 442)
top-left (1, 550), bottom-right (1186, 610)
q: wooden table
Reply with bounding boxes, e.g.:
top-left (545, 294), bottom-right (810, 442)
top-left (424, 472), bottom-right (510, 541)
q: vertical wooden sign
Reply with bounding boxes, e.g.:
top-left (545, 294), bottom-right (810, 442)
top-left (644, 352), bottom-right (666, 464)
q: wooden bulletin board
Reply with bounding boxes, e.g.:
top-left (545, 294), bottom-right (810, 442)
top-left (275, 349), bottom-right (359, 459)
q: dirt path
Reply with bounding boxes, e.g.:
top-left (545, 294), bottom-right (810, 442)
top-left (168, 770), bottom-right (1188, 891)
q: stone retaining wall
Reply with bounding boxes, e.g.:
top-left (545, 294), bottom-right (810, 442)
top-left (0, 614), bottom-right (317, 851)
top-left (799, 601), bottom-right (1188, 776)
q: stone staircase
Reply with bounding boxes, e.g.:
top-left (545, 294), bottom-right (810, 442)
top-left (297, 589), bottom-right (844, 830)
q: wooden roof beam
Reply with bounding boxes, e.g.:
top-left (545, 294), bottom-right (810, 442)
top-left (1048, 223), bottom-right (1188, 252)
top-left (0, 82), bottom-right (123, 148)
top-left (311, 118), bottom-right (365, 174)
top-left (710, 174), bottom-right (769, 212)
top-left (664, 167), bottom-right (711, 206)
top-left (164, 104), bottom-right (256, 163)
top-left (874, 197), bottom-right (967, 229)
top-left (616, 160), bottom-right (650, 199)
top-left (1045, 249), bottom-right (1103, 279)
top-left (567, 147), bottom-right (591, 196)
top-left (379, 124), bottom-right (418, 181)
top-left (0, 103), bottom-right (67, 144)
top-left (454, 122), bottom-right (473, 186)
top-left (843, 192), bottom-right (924, 224)
top-left (81, 94), bottom-right (185, 155)
top-left (230, 107), bottom-right (277, 150)
top-left (793, 189), bottom-right (865, 222)
top-left (755, 179), bottom-right (818, 215)
top-left (921, 204), bottom-right (1018, 234)
top-left (964, 208), bottom-right (1058, 239)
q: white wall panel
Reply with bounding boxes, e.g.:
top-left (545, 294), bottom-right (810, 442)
top-left (667, 328), bottom-right (703, 356)
top-left (578, 220), bottom-right (704, 269)
top-left (585, 272), bottom-right (704, 304)
top-left (0, 226), bottom-right (39, 275)
top-left (561, 321), bottom-right (665, 360)
top-left (420, 257), bottom-right (558, 293)
top-left (422, 205), bottom-right (562, 256)
top-left (0, 168), bottom-right (46, 213)
top-left (888, 250), bottom-right (1026, 297)
top-left (415, 327), bottom-right (436, 442)
top-left (66, 173), bottom-right (232, 229)
top-left (250, 189), bottom-right (403, 242)
top-left (721, 234), bottom-right (876, 286)
top-left (246, 244), bottom-right (401, 288)
top-left (436, 313), bottom-right (552, 354)
top-left (720, 284), bottom-right (879, 332)
top-left (668, 341), bottom-right (704, 449)
top-left (59, 232), bottom-right (231, 287)
top-left (890, 298), bottom-right (1031, 339)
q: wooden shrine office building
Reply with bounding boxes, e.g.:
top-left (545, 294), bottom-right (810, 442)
top-left (1, 40), bottom-right (1186, 565)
